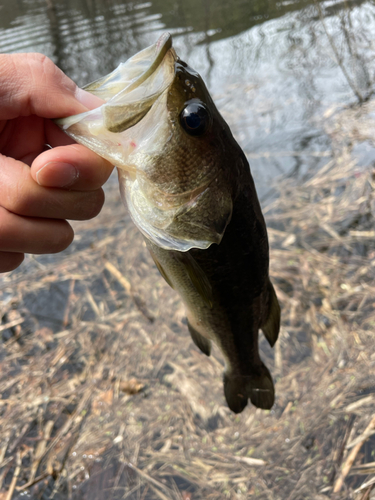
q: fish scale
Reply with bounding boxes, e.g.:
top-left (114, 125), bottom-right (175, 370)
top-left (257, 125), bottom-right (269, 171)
top-left (56, 33), bottom-right (280, 413)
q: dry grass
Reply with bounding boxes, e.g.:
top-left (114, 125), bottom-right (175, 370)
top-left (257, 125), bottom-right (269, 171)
top-left (0, 99), bottom-right (375, 499)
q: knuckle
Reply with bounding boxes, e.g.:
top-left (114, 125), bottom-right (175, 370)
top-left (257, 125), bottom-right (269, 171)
top-left (0, 206), bottom-right (14, 241)
top-left (0, 163), bottom-right (31, 216)
top-left (9, 195), bottom-right (26, 216)
top-left (24, 54), bottom-right (72, 112)
top-left (76, 189), bottom-right (105, 220)
top-left (26, 53), bottom-right (57, 79)
top-left (50, 222), bottom-right (74, 253)
top-left (6, 185), bottom-right (34, 216)
top-left (27, 52), bottom-right (51, 67)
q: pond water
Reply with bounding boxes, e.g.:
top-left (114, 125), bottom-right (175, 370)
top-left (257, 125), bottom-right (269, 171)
top-left (1, 1), bottom-right (375, 499)
top-left (1, 0), bottom-right (374, 194)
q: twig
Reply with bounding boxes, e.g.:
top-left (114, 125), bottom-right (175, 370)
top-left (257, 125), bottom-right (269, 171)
top-left (105, 261), bottom-right (154, 321)
top-left (346, 395), bottom-right (374, 413)
top-left (8, 423), bottom-right (30, 454)
top-left (314, 0), bottom-right (364, 103)
top-left (28, 420), bottom-right (54, 484)
top-left (0, 319), bottom-right (24, 333)
top-left (330, 414), bottom-right (356, 484)
top-left (85, 287), bottom-right (102, 318)
top-left (5, 451), bottom-right (21, 500)
top-left (0, 439), bottom-right (9, 467)
top-left (104, 261), bottom-right (132, 293)
top-left (347, 429), bottom-right (375, 450)
top-left (42, 387), bottom-right (92, 459)
top-left (128, 463), bottom-right (173, 497)
top-left (357, 483), bottom-right (374, 500)
top-left (334, 414), bottom-right (375, 493)
top-left (355, 476), bottom-right (375, 494)
top-left (63, 279), bottom-right (75, 327)
top-left (232, 455), bottom-right (266, 467)
top-left (274, 335), bottom-right (283, 374)
top-left (16, 472), bottom-right (50, 492)
top-left (149, 484), bottom-right (172, 500)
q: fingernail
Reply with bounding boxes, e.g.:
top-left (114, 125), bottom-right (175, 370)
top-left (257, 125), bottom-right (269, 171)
top-left (75, 88), bottom-right (104, 109)
top-left (36, 162), bottom-right (79, 188)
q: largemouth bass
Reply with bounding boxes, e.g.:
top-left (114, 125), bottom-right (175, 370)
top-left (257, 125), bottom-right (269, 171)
top-left (56, 33), bottom-right (280, 413)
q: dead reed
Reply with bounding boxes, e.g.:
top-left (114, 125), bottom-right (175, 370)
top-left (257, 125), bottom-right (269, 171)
top-left (0, 99), bottom-right (375, 499)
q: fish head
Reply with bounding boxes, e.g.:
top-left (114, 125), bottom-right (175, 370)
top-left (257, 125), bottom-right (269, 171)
top-left (56, 34), bottom-right (237, 251)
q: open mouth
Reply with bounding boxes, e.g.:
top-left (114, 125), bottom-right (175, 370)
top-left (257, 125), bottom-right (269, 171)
top-left (55, 33), bottom-right (177, 167)
top-left (55, 34), bottom-right (224, 253)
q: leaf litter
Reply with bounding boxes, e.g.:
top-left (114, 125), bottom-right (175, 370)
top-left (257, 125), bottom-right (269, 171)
top-left (0, 99), bottom-right (375, 499)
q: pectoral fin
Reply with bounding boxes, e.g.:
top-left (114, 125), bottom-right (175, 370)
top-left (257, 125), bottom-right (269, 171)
top-left (170, 182), bottom-right (233, 246)
top-left (261, 280), bottom-right (280, 347)
top-left (149, 250), bottom-right (174, 289)
top-left (177, 253), bottom-right (213, 309)
top-left (187, 319), bottom-right (211, 356)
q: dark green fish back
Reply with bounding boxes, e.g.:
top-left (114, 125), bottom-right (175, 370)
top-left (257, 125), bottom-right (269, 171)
top-left (148, 151), bottom-right (280, 413)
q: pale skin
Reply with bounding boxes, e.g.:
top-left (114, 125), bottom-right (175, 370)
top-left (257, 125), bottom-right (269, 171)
top-left (0, 53), bottom-right (114, 273)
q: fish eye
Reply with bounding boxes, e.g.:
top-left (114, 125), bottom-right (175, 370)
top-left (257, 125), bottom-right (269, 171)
top-left (179, 102), bottom-right (210, 136)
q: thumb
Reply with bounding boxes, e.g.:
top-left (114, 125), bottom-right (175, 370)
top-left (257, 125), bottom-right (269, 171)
top-left (0, 53), bottom-right (101, 120)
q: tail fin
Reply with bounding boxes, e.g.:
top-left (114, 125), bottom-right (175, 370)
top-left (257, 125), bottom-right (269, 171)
top-left (223, 364), bottom-right (274, 413)
top-left (261, 280), bottom-right (280, 347)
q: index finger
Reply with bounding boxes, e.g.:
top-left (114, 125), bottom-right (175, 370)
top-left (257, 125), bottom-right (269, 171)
top-left (0, 53), bottom-right (101, 120)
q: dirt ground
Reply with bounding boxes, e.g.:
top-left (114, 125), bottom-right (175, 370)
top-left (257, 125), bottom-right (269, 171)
top-left (1, 99), bottom-right (375, 500)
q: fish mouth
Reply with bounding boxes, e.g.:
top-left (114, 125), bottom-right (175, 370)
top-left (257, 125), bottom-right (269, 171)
top-left (55, 34), bottom-right (226, 253)
top-left (55, 32), bottom-right (176, 137)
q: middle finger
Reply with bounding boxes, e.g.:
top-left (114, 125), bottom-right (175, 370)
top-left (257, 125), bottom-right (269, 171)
top-left (0, 155), bottom-right (104, 221)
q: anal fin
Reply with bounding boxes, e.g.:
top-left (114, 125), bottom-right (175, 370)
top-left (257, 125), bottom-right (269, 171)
top-left (261, 280), bottom-right (280, 347)
top-left (187, 319), bottom-right (211, 356)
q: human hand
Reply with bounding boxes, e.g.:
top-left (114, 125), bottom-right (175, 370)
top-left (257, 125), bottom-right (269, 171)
top-left (0, 53), bottom-right (114, 273)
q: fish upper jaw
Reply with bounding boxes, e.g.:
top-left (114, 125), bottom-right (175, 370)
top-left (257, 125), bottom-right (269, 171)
top-left (55, 33), bottom-right (233, 252)
top-left (55, 33), bottom-right (177, 149)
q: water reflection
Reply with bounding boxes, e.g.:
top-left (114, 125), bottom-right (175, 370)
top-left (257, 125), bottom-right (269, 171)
top-left (0, 0), bottom-right (374, 192)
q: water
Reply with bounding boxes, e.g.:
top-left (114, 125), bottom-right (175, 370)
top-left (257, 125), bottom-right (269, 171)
top-left (1, 2), bottom-right (375, 498)
top-left (1, 0), bottom-right (374, 193)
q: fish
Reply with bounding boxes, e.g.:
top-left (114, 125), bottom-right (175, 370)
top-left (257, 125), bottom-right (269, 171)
top-left (56, 33), bottom-right (280, 413)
